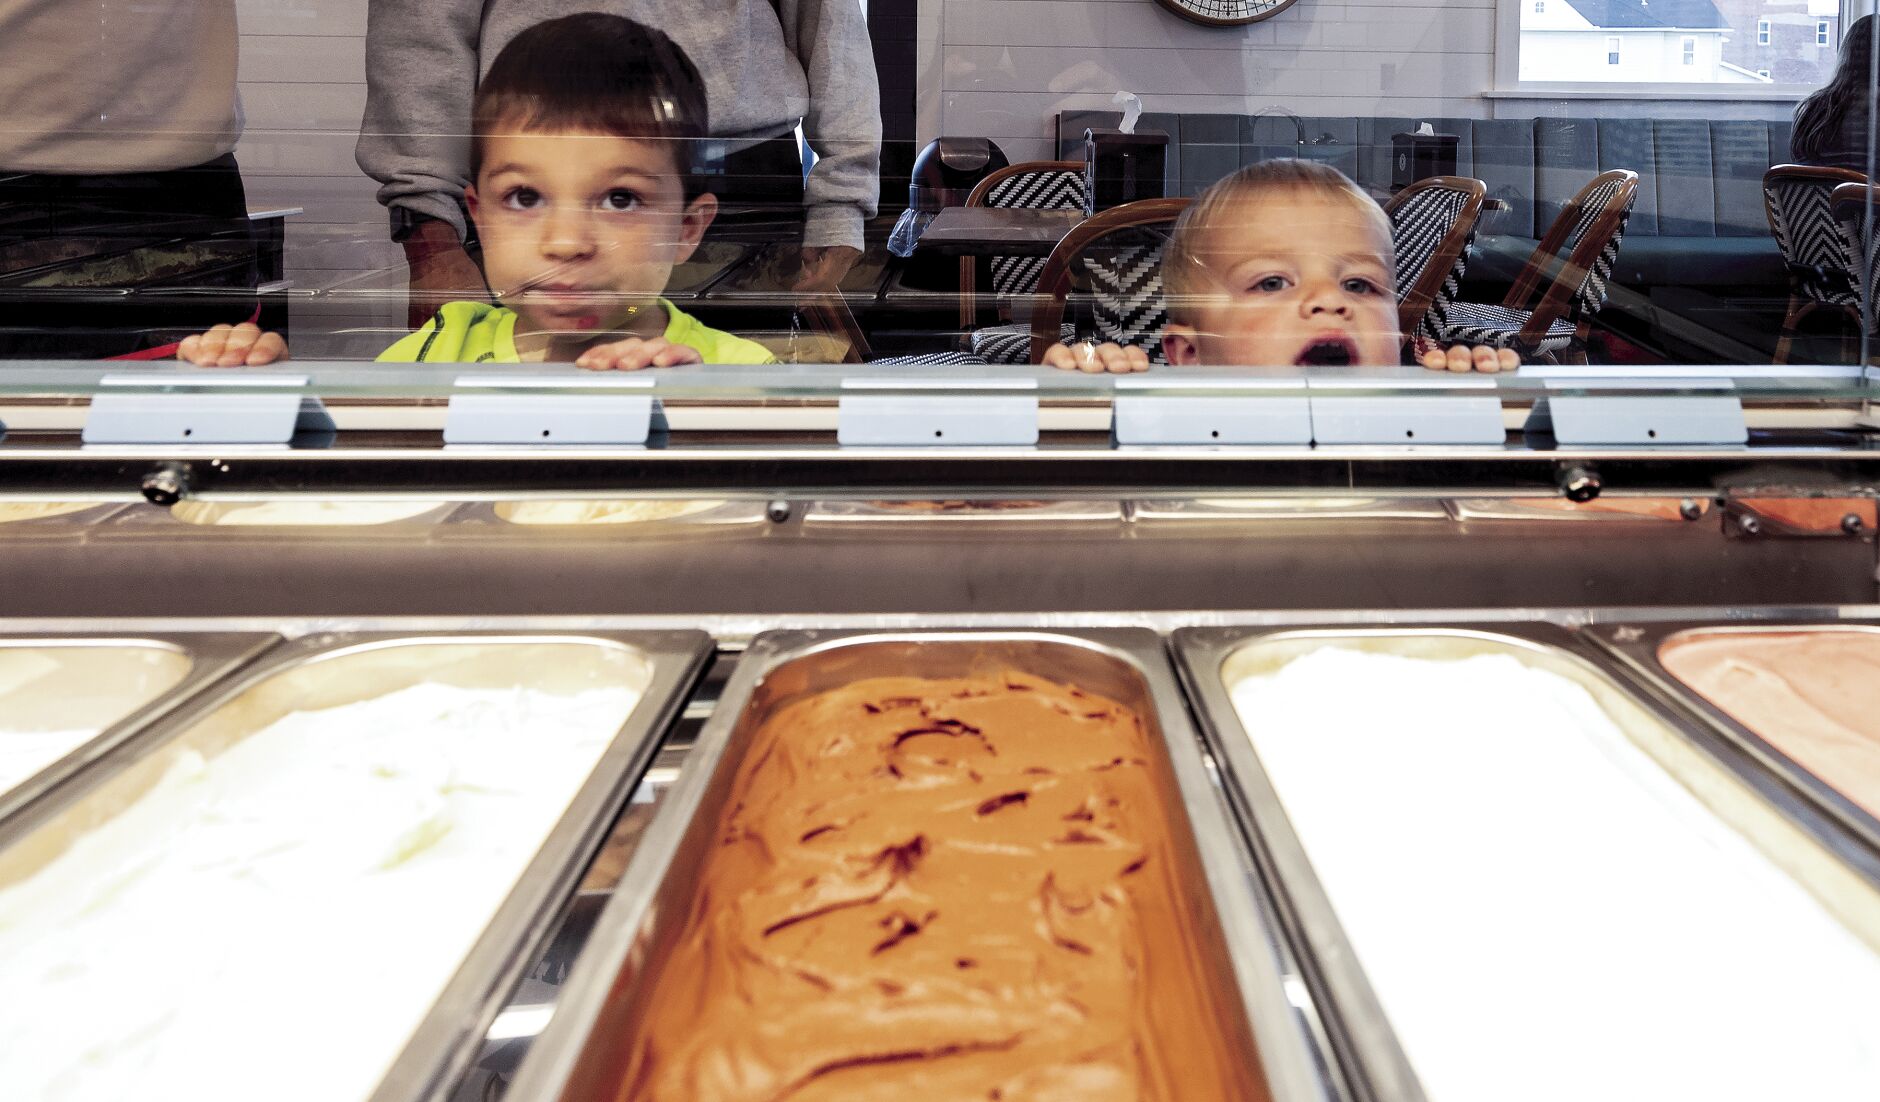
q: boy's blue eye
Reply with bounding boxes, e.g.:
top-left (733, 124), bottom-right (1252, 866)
top-left (601, 189), bottom-right (642, 212)
top-left (1343, 278), bottom-right (1379, 295)
top-left (1254, 275), bottom-right (1290, 293)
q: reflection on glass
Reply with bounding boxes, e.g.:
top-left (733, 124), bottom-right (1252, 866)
top-left (1, 0), bottom-right (1877, 375)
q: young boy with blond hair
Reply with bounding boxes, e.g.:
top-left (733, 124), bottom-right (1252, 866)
top-left (181, 14), bottom-right (775, 369)
top-left (1043, 159), bottom-right (1517, 375)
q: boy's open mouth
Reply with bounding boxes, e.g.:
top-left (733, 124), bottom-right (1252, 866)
top-left (1295, 336), bottom-right (1358, 367)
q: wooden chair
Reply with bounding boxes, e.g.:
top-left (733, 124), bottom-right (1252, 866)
top-left (1433, 169), bottom-right (1638, 362)
top-left (1028, 197), bottom-right (1192, 365)
top-left (1384, 176), bottom-right (1486, 348)
top-left (957, 161), bottom-right (1088, 363)
top-left (1764, 164), bottom-right (1867, 363)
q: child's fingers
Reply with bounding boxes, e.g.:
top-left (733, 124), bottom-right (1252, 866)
top-left (177, 333), bottom-right (204, 365)
top-left (181, 325), bottom-right (233, 366)
top-left (1444, 344), bottom-right (1474, 373)
top-left (1041, 345), bottom-right (1080, 372)
top-left (649, 340), bottom-right (702, 367)
top-left (1094, 343), bottom-right (1143, 374)
top-left (248, 332), bottom-right (289, 365)
top-left (576, 341), bottom-right (638, 371)
top-left (1472, 345), bottom-right (1501, 373)
top-left (214, 323), bottom-right (267, 368)
top-left (1116, 345), bottom-right (1151, 373)
top-left (1496, 348), bottom-right (1520, 373)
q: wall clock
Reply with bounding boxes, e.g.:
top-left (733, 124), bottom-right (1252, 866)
top-left (1153, 0), bottom-right (1300, 27)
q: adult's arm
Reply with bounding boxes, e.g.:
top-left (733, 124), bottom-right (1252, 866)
top-left (778, 0), bottom-right (884, 250)
top-left (354, 0), bottom-right (484, 243)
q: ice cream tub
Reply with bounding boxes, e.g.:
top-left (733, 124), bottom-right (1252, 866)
top-left (1174, 624), bottom-right (1880, 1102)
top-left (1588, 619), bottom-right (1880, 867)
top-left (802, 498), bottom-right (1124, 534)
top-left (0, 628), bottom-right (711, 1102)
top-left (438, 498), bottom-right (773, 540)
top-left (0, 499), bottom-right (130, 541)
top-left (93, 498), bottom-right (464, 541)
top-left (0, 632), bottom-right (276, 826)
top-left (508, 630), bottom-right (1334, 1102)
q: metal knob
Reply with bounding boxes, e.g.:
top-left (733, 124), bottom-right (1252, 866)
top-left (1557, 464), bottom-right (1601, 504)
top-left (766, 499), bottom-right (793, 524)
top-left (1678, 498), bottom-right (1704, 522)
top-left (1843, 512), bottom-right (1865, 535)
top-left (140, 463), bottom-right (193, 507)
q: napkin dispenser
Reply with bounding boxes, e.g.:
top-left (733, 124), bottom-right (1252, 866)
top-left (1084, 127), bottom-right (1168, 213)
top-left (1392, 129), bottom-right (1459, 189)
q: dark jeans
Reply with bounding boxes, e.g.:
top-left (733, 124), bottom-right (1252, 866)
top-left (0, 154), bottom-right (258, 359)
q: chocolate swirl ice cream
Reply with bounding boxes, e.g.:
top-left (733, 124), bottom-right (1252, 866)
top-left (618, 671), bottom-right (1260, 1102)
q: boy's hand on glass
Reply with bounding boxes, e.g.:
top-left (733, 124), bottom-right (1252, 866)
top-left (177, 323), bottom-right (289, 367)
top-left (1042, 340), bottom-right (1150, 374)
top-left (1415, 337), bottom-right (1519, 374)
top-left (575, 337), bottom-right (703, 371)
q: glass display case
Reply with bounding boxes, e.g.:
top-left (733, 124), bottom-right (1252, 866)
top-left (7, 0), bottom-right (1880, 1098)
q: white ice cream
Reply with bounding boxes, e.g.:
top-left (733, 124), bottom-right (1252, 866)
top-left (1, 647), bottom-right (190, 801)
top-left (0, 680), bottom-right (641, 1102)
top-left (1228, 643), bottom-right (1880, 1102)
top-left (0, 502), bottom-right (100, 524)
top-left (495, 499), bottom-right (726, 525)
top-left (170, 500), bottom-right (443, 526)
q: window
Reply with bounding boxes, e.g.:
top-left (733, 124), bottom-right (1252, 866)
top-left (1503, 0), bottom-right (1835, 90)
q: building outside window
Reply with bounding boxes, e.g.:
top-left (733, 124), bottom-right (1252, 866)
top-left (1509, 0), bottom-right (1835, 88)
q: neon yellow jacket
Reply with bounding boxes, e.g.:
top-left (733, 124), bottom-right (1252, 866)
top-left (378, 300), bottom-right (777, 364)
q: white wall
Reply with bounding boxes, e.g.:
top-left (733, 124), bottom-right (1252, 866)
top-left (1518, 28), bottom-right (1729, 83)
top-left (233, 0), bottom-right (404, 351)
top-left (921, 0), bottom-right (1795, 162)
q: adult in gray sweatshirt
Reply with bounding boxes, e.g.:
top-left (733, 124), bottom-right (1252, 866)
top-left (357, 0), bottom-right (882, 327)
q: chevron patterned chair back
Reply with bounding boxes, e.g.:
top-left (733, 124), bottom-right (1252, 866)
top-left (1432, 169), bottom-right (1637, 363)
top-left (1384, 176), bottom-right (1487, 347)
top-left (959, 162), bottom-right (1088, 363)
top-left (1830, 181), bottom-right (1880, 340)
top-left (1765, 165), bottom-right (1868, 363)
top-left (1027, 197), bottom-right (1192, 365)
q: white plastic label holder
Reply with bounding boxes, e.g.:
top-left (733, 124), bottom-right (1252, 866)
top-left (837, 378), bottom-right (1039, 446)
top-left (1111, 377), bottom-right (1312, 445)
top-left (1307, 377), bottom-right (1505, 445)
top-left (444, 375), bottom-right (664, 446)
top-left (1524, 378), bottom-right (1746, 446)
top-left (83, 374), bottom-right (332, 447)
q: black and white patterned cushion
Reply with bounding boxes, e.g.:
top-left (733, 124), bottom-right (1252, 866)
top-left (869, 351), bottom-right (993, 367)
top-left (970, 322), bottom-right (1077, 364)
top-left (1389, 184), bottom-right (1476, 342)
top-left (1834, 202), bottom-right (1880, 332)
top-left (1771, 176), bottom-right (1862, 308)
top-left (1558, 177), bottom-right (1632, 325)
top-left (1437, 301), bottom-right (1577, 353)
top-left (1064, 224), bottom-right (1178, 365)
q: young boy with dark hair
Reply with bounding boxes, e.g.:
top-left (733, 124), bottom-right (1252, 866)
top-left (182, 13), bottom-right (775, 368)
top-left (1044, 160), bottom-right (1518, 375)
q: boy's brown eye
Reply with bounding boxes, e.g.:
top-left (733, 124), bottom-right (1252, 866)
top-left (601, 189), bottom-right (642, 212)
top-left (504, 187), bottom-right (542, 210)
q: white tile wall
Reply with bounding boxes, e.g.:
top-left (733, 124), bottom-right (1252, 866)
top-left (929, 0), bottom-right (1793, 161)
